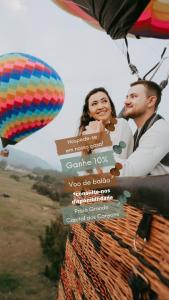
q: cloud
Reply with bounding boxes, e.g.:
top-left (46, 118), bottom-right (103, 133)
top-left (2, 0), bottom-right (26, 12)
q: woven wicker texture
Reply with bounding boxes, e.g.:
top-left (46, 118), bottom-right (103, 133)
top-left (57, 204), bottom-right (169, 299)
top-left (57, 282), bottom-right (65, 300)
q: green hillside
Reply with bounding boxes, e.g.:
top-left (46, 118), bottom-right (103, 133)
top-left (0, 168), bottom-right (60, 300)
top-left (0, 147), bottom-right (53, 170)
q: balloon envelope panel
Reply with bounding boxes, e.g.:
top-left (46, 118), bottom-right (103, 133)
top-left (0, 53), bottom-right (64, 145)
top-left (52, 0), bottom-right (100, 29)
top-left (131, 0), bottom-right (169, 38)
top-left (52, 0), bottom-right (169, 39)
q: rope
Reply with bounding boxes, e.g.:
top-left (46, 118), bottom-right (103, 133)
top-left (150, 55), bottom-right (169, 80)
top-left (143, 42), bottom-right (169, 80)
top-left (160, 70), bottom-right (169, 90)
top-left (124, 37), bottom-right (141, 80)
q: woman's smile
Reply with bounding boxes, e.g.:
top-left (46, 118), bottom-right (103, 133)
top-left (88, 91), bottom-right (112, 122)
top-left (97, 109), bottom-right (108, 115)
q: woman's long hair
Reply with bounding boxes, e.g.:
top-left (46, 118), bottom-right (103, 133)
top-left (78, 87), bottom-right (116, 135)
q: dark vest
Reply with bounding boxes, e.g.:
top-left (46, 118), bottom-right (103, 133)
top-left (133, 114), bottom-right (169, 167)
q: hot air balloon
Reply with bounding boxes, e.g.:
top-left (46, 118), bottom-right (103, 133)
top-left (52, 0), bottom-right (169, 39)
top-left (50, 3), bottom-right (169, 299)
top-left (52, 0), bottom-right (169, 82)
top-left (0, 53), bottom-right (64, 157)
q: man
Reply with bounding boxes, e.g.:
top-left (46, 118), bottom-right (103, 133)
top-left (118, 80), bottom-right (169, 176)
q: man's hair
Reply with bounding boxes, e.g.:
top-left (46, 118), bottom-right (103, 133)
top-left (130, 80), bottom-right (162, 110)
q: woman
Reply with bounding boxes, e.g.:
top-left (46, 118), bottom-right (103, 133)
top-left (72, 87), bottom-right (133, 206)
top-left (78, 87), bottom-right (133, 162)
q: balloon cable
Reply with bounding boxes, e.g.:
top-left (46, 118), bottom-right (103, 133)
top-left (149, 55), bottom-right (169, 81)
top-left (160, 69), bottom-right (169, 90)
top-left (124, 37), bottom-right (141, 80)
top-left (143, 42), bottom-right (169, 80)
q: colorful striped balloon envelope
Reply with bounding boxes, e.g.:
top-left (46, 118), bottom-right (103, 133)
top-left (0, 53), bottom-right (64, 147)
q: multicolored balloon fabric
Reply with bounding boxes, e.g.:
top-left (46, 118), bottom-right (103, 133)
top-left (52, 0), bottom-right (169, 39)
top-left (0, 53), bottom-right (64, 147)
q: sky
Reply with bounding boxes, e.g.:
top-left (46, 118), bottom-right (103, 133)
top-left (0, 0), bottom-right (169, 169)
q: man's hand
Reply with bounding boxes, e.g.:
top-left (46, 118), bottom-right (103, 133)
top-left (82, 120), bottom-right (105, 135)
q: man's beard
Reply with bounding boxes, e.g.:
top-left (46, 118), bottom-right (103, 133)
top-left (123, 109), bottom-right (144, 119)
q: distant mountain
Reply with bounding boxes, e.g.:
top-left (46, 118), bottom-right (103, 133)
top-left (0, 147), bottom-right (53, 170)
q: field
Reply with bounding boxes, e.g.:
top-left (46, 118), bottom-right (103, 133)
top-left (0, 169), bottom-right (60, 300)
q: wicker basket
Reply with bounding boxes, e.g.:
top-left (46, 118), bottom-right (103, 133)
top-left (57, 204), bottom-right (169, 299)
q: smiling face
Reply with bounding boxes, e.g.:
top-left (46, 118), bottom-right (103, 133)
top-left (123, 84), bottom-right (151, 119)
top-left (88, 91), bottom-right (112, 123)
